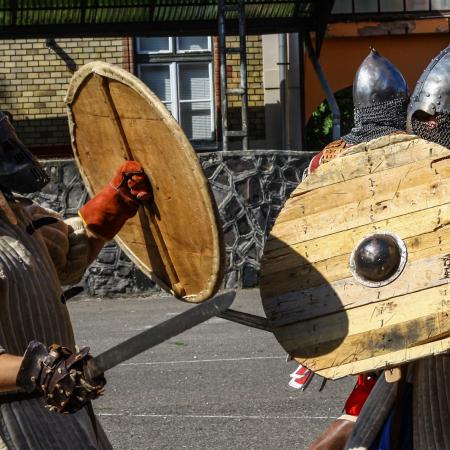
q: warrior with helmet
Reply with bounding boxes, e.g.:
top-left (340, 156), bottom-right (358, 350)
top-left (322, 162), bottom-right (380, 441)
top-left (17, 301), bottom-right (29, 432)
top-left (342, 42), bottom-right (450, 450)
top-left (302, 49), bottom-right (410, 450)
top-left (305, 48), bottom-right (409, 175)
top-left (0, 111), bottom-right (152, 449)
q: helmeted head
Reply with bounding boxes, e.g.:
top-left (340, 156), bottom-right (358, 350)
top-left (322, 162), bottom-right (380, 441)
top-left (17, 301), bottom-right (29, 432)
top-left (0, 111), bottom-right (49, 193)
top-left (407, 44), bottom-right (450, 148)
top-left (342, 48), bottom-right (409, 145)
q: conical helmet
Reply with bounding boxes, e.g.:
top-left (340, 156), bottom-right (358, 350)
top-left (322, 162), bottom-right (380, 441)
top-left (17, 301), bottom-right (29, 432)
top-left (342, 49), bottom-right (409, 145)
top-left (353, 48), bottom-right (409, 109)
top-left (407, 44), bottom-right (450, 132)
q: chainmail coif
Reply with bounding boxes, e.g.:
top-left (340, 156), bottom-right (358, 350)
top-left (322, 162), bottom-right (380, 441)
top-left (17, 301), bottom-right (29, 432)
top-left (342, 98), bottom-right (408, 145)
top-left (411, 113), bottom-right (450, 149)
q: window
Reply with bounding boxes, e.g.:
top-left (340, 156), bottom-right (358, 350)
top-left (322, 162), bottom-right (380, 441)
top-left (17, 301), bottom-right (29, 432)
top-left (136, 37), bottom-right (215, 144)
top-left (332, 0), bottom-right (450, 13)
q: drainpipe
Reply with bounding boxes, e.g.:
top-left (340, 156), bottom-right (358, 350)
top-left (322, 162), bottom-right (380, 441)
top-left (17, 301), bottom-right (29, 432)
top-left (304, 33), bottom-right (341, 140)
top-left (278, 33), bottom-right (290, 149)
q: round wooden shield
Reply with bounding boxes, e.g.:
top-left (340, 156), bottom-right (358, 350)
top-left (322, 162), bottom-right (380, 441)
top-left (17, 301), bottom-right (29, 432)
top-left (261, 134), bottom-right (450, 379)
top-left (66, 62), bottom-right (224, 303)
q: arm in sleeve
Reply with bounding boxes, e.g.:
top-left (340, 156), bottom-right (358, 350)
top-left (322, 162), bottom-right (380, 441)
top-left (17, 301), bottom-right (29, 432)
top-left (25, 202), bottom-right (101, 285)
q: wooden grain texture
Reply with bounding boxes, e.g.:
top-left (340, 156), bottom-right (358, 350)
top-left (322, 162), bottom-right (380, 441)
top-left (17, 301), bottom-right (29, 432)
top-left (66, 62), bottom-right (224, 302)
top-left (260, 134), bottom-right (450, 378)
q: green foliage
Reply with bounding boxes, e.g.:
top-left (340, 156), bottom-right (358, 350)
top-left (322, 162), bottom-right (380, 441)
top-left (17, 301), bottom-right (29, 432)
top-left (306, 86), bottom-right (354, 151)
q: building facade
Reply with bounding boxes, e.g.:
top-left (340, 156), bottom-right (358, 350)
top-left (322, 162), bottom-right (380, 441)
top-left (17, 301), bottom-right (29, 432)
top-left (263, 0), bottom-right (450, 150)
top-left (0, 34), bottom-right (307, 294)
top-left (1, 1), bottom-right (449, 294)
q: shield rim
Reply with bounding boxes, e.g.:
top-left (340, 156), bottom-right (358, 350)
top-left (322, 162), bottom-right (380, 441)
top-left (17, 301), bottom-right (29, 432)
top-left (65, 61), bottom-right (224, 302)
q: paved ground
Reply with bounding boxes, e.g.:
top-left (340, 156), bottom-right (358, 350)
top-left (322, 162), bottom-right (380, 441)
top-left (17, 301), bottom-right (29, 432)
top-left (69, 289), bottom-right (354, 450)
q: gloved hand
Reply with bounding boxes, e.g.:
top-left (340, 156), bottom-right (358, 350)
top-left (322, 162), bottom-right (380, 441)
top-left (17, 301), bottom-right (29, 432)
top-left (79, 161), bottom-right (152, 240)
top-left (16, 341), bottom-right (105, 414)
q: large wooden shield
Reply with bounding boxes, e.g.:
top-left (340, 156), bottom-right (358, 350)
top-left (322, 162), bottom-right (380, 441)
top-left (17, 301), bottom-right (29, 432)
top-left (66, 62), bottom-right (224, 303)
top-left (261, 134), bottom-right (450, 379)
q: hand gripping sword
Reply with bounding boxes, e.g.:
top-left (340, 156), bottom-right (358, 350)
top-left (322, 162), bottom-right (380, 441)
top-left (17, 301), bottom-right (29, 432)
top-left (86, 290), bottom-right (236, 378)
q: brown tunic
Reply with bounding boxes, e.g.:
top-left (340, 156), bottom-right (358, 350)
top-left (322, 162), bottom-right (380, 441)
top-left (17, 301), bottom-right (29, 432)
top-left (0, 199), bottom-right (112, 450)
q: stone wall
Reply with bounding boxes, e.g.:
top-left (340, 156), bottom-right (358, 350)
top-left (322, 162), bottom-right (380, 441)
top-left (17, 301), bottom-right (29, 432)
top-left (31, 150), bottom-right (312, 295)
top-left (201, 150), bottom-right (310, 288)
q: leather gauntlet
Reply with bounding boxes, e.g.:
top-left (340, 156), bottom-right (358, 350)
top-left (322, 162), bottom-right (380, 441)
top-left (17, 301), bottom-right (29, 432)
top-left (78, 161), bottom-right (152, 240)
top-left (16, 341), bottom-right (105, 414)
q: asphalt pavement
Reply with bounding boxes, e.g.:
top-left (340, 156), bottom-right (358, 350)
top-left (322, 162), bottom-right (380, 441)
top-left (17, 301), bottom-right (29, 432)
top-left (69, 289), bottom-right (354, 450)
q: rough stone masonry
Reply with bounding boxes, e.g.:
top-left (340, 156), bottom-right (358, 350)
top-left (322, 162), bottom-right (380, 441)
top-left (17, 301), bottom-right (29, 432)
top-left (30, 150), bottom-right (312, 295)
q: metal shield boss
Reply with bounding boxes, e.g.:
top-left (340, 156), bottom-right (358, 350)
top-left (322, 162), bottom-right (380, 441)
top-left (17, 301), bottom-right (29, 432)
top-left (260, 134), bottom-right (450, 379)
top-left (66, 62), bottom-right (224, 303)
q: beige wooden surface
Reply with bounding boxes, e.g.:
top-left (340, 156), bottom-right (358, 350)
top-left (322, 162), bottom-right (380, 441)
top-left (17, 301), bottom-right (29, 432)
top-left (260, 134), bottom-right (450, 378)
top-left (66, 62), bottom-right (224, 303)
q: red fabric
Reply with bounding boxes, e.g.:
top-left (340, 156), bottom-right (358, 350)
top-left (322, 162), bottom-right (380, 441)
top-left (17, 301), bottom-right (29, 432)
top-left (288, 363), bottom-right (314, 390)
top-left (79, 161), bottom-right (152, 240)
top-left (308, 150), bottom-right (323, 174)
top-left (344, 374), bottom-right (377, 417)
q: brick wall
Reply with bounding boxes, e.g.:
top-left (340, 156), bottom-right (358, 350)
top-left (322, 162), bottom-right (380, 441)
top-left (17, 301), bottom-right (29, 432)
top-left (0, 38), bottom-right (130, 148)
top-left (1, 36), bottom-right (265, 150)
top-left (225, 35), bottom-right (265, 141)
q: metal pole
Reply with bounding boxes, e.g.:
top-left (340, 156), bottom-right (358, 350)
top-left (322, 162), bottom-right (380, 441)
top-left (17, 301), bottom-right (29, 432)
top-left (304, 33), bottom-right (341, 140)
top-left (297, 33), bottom-right (306, 150)
top-left (239, 0), bottom-right (248, 150)
top-left (218, 0), bottom-right (228, 150)
top-left (278, 33), bottom-right (288, 149)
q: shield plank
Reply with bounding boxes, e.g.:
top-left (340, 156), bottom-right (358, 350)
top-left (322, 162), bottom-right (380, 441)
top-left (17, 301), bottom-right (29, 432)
top-left (260, 134), bottom-right (450, 379)
top-left (66, 62), bottom-right (224, 302)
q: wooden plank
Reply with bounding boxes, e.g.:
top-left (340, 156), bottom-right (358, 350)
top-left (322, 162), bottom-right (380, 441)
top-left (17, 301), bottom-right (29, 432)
top-left (263, 183), bottom-right (450, 278)
top-left (275, 284), bottom-right (450, 371)
top-left (264, 248), bottom-right (450, 325)
top-left (276, 155), bottom-right (450, 227)
top-left (267, 159), bottom-right (450, 250)
top-left (275, 284), bottom-right (450, 350)
top-left (261, 204), bottom-right (450, 296)
top-left (316, 335), bottom-right (450, 379)
top-left (287, 135), bottom-right (447, 197)
top-left (299, 310), bottom-right (450, 372)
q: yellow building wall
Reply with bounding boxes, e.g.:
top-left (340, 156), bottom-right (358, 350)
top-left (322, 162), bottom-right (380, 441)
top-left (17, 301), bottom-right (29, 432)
top-left (305, 19), bottom-right (450, 120)
top-left (0, 38), bottom-right (129, 149)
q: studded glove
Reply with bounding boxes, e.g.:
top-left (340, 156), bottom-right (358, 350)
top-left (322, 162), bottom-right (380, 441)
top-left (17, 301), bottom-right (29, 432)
top-left (16, 341), bottom-right (105, 414)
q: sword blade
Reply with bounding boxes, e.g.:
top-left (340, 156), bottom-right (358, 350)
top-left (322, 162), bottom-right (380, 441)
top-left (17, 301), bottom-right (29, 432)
top-left (86, 291), bottom-right (236, 378)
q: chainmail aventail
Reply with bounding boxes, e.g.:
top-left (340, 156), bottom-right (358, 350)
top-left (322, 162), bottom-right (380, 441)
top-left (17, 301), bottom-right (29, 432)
top-left (342, 98), bottom-right (408, 145)
top-left (411, 113), bottom-right (450, 148)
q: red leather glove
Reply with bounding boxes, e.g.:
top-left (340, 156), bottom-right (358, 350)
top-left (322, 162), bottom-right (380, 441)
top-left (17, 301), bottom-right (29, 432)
top-left (79, 161), bottom-right (152, 240)
top-left (344, 373), bottom-right (378, 417)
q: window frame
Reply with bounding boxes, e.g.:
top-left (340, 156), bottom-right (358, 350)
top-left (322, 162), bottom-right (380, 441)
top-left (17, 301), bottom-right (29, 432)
top-left (331, 0), bottom-right (450, 16)
top-left (136, 36), bottom-right (173, 55)
top-left (135, 36), bottom-right (216, 148)
top-left (175, 36), bottom-right (212, 54)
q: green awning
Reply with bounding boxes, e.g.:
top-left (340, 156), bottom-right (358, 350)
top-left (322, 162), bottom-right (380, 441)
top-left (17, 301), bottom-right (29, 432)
top-left (0, 1), bottom-right (334, 38)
